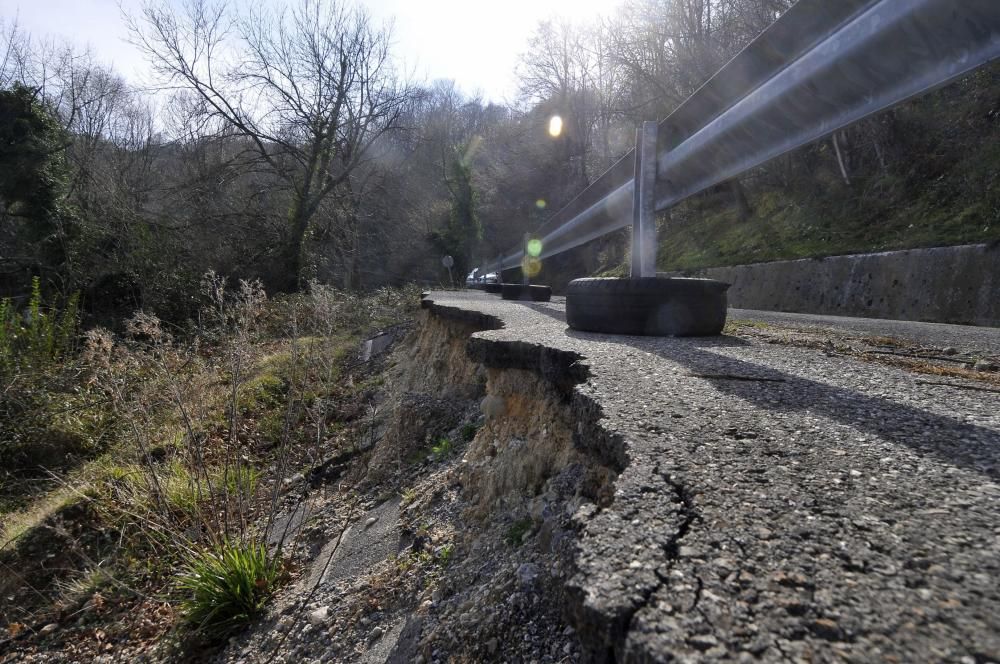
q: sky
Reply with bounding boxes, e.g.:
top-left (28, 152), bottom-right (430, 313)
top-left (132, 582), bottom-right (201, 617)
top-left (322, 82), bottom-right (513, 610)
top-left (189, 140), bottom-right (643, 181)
top-left (5, 0), bottom-right (621, 102)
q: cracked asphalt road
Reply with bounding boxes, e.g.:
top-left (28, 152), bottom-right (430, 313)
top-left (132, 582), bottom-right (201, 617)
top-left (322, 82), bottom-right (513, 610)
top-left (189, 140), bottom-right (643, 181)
top-left (422, 291), bottom-right (1000, 663)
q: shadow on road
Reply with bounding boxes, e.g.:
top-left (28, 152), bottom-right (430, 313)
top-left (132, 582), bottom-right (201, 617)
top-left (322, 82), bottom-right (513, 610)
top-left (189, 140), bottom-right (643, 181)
top-left (558, 328), bottom-right (1000, 481)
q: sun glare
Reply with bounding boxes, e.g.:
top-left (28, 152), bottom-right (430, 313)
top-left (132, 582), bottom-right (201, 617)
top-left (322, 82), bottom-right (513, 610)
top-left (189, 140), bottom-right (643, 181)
top-left (548, 115), bottom-right (563, 137)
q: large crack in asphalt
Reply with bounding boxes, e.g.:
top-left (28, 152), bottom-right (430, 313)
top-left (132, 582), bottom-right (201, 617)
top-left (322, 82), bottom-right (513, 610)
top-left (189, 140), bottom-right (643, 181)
top-left (608, 468), bottom-right (704, 663)
top-left (420, 291), bottom-right (1000, 663)
top-left (425, 296), bottom-right (767, 662)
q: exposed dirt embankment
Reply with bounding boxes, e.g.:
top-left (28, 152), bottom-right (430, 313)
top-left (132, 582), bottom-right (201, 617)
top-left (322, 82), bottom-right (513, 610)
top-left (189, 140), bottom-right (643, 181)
top-left (215, 302), bottom-right (625, 663)
top-left (359, 304), bottom-right (621, 661)
top-left (384, 307), bottom-right (617, 507)
top-left (462, 366), bottom-right (615, 520)
top-left (392, 309), bottom-right (491, 399)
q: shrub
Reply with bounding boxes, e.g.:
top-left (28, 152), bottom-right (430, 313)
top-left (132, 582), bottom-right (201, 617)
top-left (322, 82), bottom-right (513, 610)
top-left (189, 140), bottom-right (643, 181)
top-left (178, 539), bottom-right (281, 638)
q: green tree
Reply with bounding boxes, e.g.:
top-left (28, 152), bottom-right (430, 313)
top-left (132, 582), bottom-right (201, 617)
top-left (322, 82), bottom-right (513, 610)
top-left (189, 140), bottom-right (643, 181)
top-left (0, 83), bottom-right (74, 280)
top-left (429, 145), bottom-right (481, 281)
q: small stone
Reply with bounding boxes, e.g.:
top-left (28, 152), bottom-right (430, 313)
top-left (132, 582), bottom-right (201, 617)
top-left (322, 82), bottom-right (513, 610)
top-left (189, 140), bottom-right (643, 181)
top-left (40, 623), bottom-right (58, 634)
top-left (810, 618), bottom-right (842, 640)
top-left (369, 626), bottom-right (384, 641)
top-left (772, 571), bottom-right (810, 588)
top-left (486, 638), bottom-right (499, 655)
top-left (755, 527), bottom-right (773, 540)
top-left (365, 517), bottom-right (378, 529)
top-left (713, 557), bottom-right (736, 576)
top-left (689, 633), bottom-right (719, 650)
top-left (973, 359), bottom-right (997, 372)
top-left (941, 347), bottom-right (958, 355)
top-left (307, 607), bottom-right (329, 626)
top-left (517, 563), bottom-right (540, 587)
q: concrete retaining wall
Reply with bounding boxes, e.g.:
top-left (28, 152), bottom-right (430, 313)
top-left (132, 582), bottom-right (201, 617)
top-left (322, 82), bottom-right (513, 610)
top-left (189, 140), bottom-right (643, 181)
top-left (673, 243), bottom-right (1000, 326)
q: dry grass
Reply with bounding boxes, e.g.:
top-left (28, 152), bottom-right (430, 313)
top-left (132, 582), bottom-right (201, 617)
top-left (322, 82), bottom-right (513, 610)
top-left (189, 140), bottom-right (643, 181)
top-left (0, 485), bottom-right (81, 551)
top-left (0, 279), bottom-right (421, 656)
top-left (726, 320), bottom-right (1000, 387)
top-left (859, 353), bottom-right (1000, 387)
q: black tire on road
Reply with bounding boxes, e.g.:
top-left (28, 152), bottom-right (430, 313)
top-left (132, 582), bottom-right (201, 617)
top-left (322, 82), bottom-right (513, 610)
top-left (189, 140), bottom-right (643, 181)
top-left (501, 283), bottom-right (552, 302)
top-left (566, 277), bottom-right (729, 336)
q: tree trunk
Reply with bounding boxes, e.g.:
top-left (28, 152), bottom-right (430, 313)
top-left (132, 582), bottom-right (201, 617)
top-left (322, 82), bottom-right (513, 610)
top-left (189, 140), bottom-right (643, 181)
top-left (285, 195), bottom-right (312, 292)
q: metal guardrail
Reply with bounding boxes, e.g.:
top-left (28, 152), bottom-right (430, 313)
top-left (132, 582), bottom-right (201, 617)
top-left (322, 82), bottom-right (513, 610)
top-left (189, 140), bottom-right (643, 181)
top-left (485, 0), bottom-right (1000, 278)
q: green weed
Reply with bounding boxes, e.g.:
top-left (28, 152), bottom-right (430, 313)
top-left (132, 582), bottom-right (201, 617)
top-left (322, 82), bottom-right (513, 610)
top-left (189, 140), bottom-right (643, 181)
top-left (178, 539), bottom-right (282, 638)
top-left (0, 277), bottom-right (79, 378)
top-left (436, 543), bottom-right (454, 566)
top-left (431, 438), bottom-right (454, 461)
top-left (460, 422), bottom-right (480, 442)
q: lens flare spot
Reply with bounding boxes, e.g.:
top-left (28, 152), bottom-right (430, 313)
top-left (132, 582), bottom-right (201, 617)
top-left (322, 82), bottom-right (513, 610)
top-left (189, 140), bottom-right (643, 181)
top-left (522, 256), bottom-right (542, 278)
top-left (535, 198), bottom-right (546, 209)
top-left (526, 239), bottom-right (543, 257)
top-left (548, 115), bottom-right (563, 138)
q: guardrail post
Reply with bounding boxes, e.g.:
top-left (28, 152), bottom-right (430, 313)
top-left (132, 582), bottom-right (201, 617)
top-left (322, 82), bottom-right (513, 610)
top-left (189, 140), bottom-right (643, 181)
top-left (631, 121), bottom-right (658, 278)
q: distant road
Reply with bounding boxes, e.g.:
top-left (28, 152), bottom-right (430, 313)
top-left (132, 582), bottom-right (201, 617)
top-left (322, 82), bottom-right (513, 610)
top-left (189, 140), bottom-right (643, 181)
top-left (730, 308), bottom-right (1000, 357)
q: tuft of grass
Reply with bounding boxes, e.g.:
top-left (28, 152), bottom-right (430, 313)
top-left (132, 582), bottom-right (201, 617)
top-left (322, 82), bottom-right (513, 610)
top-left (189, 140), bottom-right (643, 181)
top-left (161, 461), bottom-right (203, 517)
top-left (436, 543), bottom-right (454, 566)
top-left (221, 465), bottom-right (260, 497)
top-left (431, 438), bottom-right (454, 461)
top-left (460, 422), bottom-right (480, 442)
top-left (237, 372), bottom-right (286, 414)
top-left (178, 539), bottom-right (281, 639)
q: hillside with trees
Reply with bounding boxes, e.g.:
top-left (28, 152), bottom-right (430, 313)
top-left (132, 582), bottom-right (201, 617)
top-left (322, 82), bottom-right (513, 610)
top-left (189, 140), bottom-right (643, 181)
top-left (1, 1), bottom-right (995, 316)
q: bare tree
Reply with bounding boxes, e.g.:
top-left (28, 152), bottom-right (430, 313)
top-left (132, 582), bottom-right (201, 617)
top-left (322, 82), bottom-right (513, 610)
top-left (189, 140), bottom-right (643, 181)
top-left (129, 0), bottom-right (413, 290)
top-left (0, 19), bottom-right (32, 90)
top-left (519, 19), bottom-right (599, 187)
